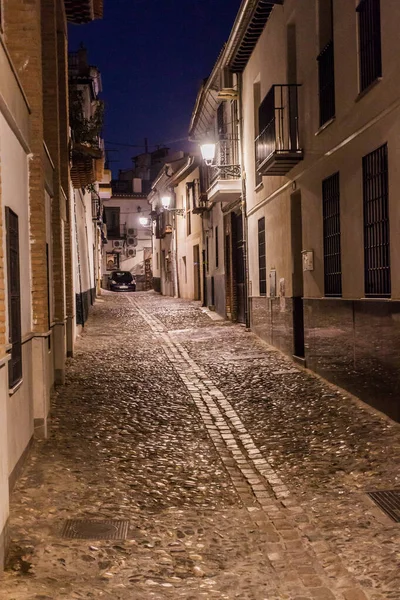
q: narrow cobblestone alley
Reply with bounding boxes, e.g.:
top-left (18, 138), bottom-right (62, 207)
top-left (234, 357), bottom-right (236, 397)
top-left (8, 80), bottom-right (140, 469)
top-left (1, 292), bottom-right (399, 600)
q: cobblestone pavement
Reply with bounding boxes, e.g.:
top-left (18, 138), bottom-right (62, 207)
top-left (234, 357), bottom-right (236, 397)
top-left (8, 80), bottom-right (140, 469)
top-left (1, 291), bottom-right (399, 600)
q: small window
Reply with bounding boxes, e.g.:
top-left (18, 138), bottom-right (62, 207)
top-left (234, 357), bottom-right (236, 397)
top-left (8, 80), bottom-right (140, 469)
top-left (257, 217), bottom-right (266, 296)
top-left (322, 173), bottom-right (342, 296)
top-left (357, 0), bottom-right (382, 92)
top-left (6, 208), bottom-right (22, 388)
top-left (363, 144), bottom-right (390, 297)
top-left (215, 226), bottom-right (219, 268)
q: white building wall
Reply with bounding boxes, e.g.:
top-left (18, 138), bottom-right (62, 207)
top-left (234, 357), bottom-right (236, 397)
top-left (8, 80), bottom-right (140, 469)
top-left (0, 114), bottom-right (34, 476)
top-left (175, 169), bottom-right (203, 301)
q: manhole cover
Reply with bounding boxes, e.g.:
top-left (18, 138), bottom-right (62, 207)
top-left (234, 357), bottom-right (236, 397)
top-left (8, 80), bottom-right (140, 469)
top-left (367, 490), bottom-right (400, 522)
top-left (61, 519), bottom-right (130, 540)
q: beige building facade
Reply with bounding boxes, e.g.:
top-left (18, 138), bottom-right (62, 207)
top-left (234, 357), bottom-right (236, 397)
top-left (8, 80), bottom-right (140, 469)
top-left (217, 0), bottom-right (400, 421)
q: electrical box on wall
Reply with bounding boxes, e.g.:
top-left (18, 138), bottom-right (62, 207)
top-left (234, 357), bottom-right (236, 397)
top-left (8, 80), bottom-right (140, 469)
top-left (302, 250), bottom-right (314, 271)
top-left (269, 270), bottom-right (276, 297)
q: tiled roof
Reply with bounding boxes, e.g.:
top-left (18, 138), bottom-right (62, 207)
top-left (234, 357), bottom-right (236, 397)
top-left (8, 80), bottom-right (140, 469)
top-left (227, 1), bottom-right (282, 72)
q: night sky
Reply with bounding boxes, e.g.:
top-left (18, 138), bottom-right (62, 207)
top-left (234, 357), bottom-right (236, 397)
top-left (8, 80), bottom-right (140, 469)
top-left (68, 0), bottom-right (242, 174)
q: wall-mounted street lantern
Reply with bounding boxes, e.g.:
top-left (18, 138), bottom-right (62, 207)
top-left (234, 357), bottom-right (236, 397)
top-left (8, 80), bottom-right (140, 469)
top-left (199, 139), bottom-right (241, 179)
top-left (161, 194), bottom-right (184, 216)
top-left (200, 143), bottom-right (216, 166)
top-left (139, 216), bottom-right (150, 227)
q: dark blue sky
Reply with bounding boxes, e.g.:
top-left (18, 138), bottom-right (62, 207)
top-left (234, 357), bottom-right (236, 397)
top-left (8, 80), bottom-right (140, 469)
top-left (69, 0), bottom-right (242, 174)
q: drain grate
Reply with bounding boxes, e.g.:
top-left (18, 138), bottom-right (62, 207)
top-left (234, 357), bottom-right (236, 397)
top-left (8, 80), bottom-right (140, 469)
top-left (367, 490), bottom-right (400, 522)
top-left (61, 519), bottom-right (130, 540)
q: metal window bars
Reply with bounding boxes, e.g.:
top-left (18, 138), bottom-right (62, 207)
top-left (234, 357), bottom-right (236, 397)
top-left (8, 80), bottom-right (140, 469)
top-left (322, 172), bottom-right (342, 297)
top-left (357, 0), bottom-right (382, 91)
top-left (363, 143), bottom-right (390, 297)
top-left (255, 85), bottom-right (302, 175)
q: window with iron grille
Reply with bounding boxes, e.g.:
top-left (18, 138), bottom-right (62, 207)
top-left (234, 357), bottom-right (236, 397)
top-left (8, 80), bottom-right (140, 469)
top-left (258, 217), bottom-right (266, 296)
top-left (322, 173), bottom-right (342, 296)
top-left (215, 226), bottom-right (219, 268)
top-left (104, 207), bottom-right (120, 239)
top-left (363, 144), bottom-right (390, 297)
top-left (357, 0), bottom-right (382, 92)
top-left (6, 208), bottom-right (22, 388)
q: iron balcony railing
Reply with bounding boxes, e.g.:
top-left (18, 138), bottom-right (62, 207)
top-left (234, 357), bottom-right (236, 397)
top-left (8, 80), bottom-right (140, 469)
top-left (255, 84), bottom-right (302, 175)
top-left (209, 134), bottom-right (241, 184)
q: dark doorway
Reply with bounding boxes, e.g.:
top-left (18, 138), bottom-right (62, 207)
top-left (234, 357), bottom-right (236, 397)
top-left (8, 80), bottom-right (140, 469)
top-left (232, 212), bottom-right (245, 323)
top-left (291, 191), bottom-right (305, 360)
top-left (193, 244), bottom-right (201, 301)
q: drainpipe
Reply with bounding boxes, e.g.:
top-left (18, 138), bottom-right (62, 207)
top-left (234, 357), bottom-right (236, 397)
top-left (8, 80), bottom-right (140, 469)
top-left (237, 72), bottom-right (251, 329)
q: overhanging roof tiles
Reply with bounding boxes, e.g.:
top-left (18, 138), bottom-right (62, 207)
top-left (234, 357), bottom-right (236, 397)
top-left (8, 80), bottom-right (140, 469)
top-left (227, 0), bottom-right (282, 72)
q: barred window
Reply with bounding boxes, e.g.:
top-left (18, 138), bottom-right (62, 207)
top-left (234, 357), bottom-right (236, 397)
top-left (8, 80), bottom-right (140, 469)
top-left (104, 207), bottom-right (120, 239)
top-left (258, 217), bottom-right (266, 296)
top-left (322, 173), bottom-right (342, 296)
top-left (6, 208), bottom-right (22, 387)
top-left (363, 144), bottom-right (390, 297)
top-left (357, 0), bottom-right (382, 92)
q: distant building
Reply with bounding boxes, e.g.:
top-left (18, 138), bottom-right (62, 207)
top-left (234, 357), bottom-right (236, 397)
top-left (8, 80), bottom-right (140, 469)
top-left (148, 153), bottom-right (207, 300)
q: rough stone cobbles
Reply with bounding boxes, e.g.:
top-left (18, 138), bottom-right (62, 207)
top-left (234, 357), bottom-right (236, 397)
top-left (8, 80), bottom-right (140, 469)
top-left (1, 291), bottom-right (399, 599)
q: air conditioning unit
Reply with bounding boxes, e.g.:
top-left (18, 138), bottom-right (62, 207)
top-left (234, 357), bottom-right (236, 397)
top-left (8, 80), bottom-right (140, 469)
top-left (112, 240), bottom-right (124, 250)
top-left (127, 236), bottom-right (138, 247)
top-left (126, 248), bottom-right (136, 258)
top-left (127, 228), bottom-right (137, 236)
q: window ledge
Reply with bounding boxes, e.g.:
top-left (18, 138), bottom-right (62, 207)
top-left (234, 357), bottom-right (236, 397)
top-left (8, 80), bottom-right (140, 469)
top-left (356, 77), bottom-right (382, 102)
top-left (9, 379), bottom-right (23, 396)
top-left (315, 116), bottom-right (336, 136)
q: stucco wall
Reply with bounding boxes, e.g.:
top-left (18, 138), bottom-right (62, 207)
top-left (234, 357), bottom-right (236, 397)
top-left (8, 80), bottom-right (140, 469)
top-left (0, 114), bottom-right (34, 473)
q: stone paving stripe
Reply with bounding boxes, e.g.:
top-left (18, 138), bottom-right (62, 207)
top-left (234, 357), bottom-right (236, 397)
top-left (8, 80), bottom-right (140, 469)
top-left (127, 295), bottom-right (373, 600)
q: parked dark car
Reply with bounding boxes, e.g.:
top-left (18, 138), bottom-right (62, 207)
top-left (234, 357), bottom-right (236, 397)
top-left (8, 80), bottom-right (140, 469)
top-left (108, 270), bottom-right (136, 292)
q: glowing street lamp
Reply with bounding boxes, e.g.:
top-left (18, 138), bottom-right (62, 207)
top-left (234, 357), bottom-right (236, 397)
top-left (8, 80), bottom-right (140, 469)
top-left (139, 216), bottom-right (149, 227)
top-left (200, 142), bottom-right (216, 166)
top-left (161, 195), bottom-right (171, 209)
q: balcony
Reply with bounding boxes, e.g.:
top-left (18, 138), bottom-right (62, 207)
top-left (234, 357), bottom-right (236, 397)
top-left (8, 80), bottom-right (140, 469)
top-left (255, 84), bottom-right (303, 176)
top-left (207, 135), bottom-right (242, 204)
